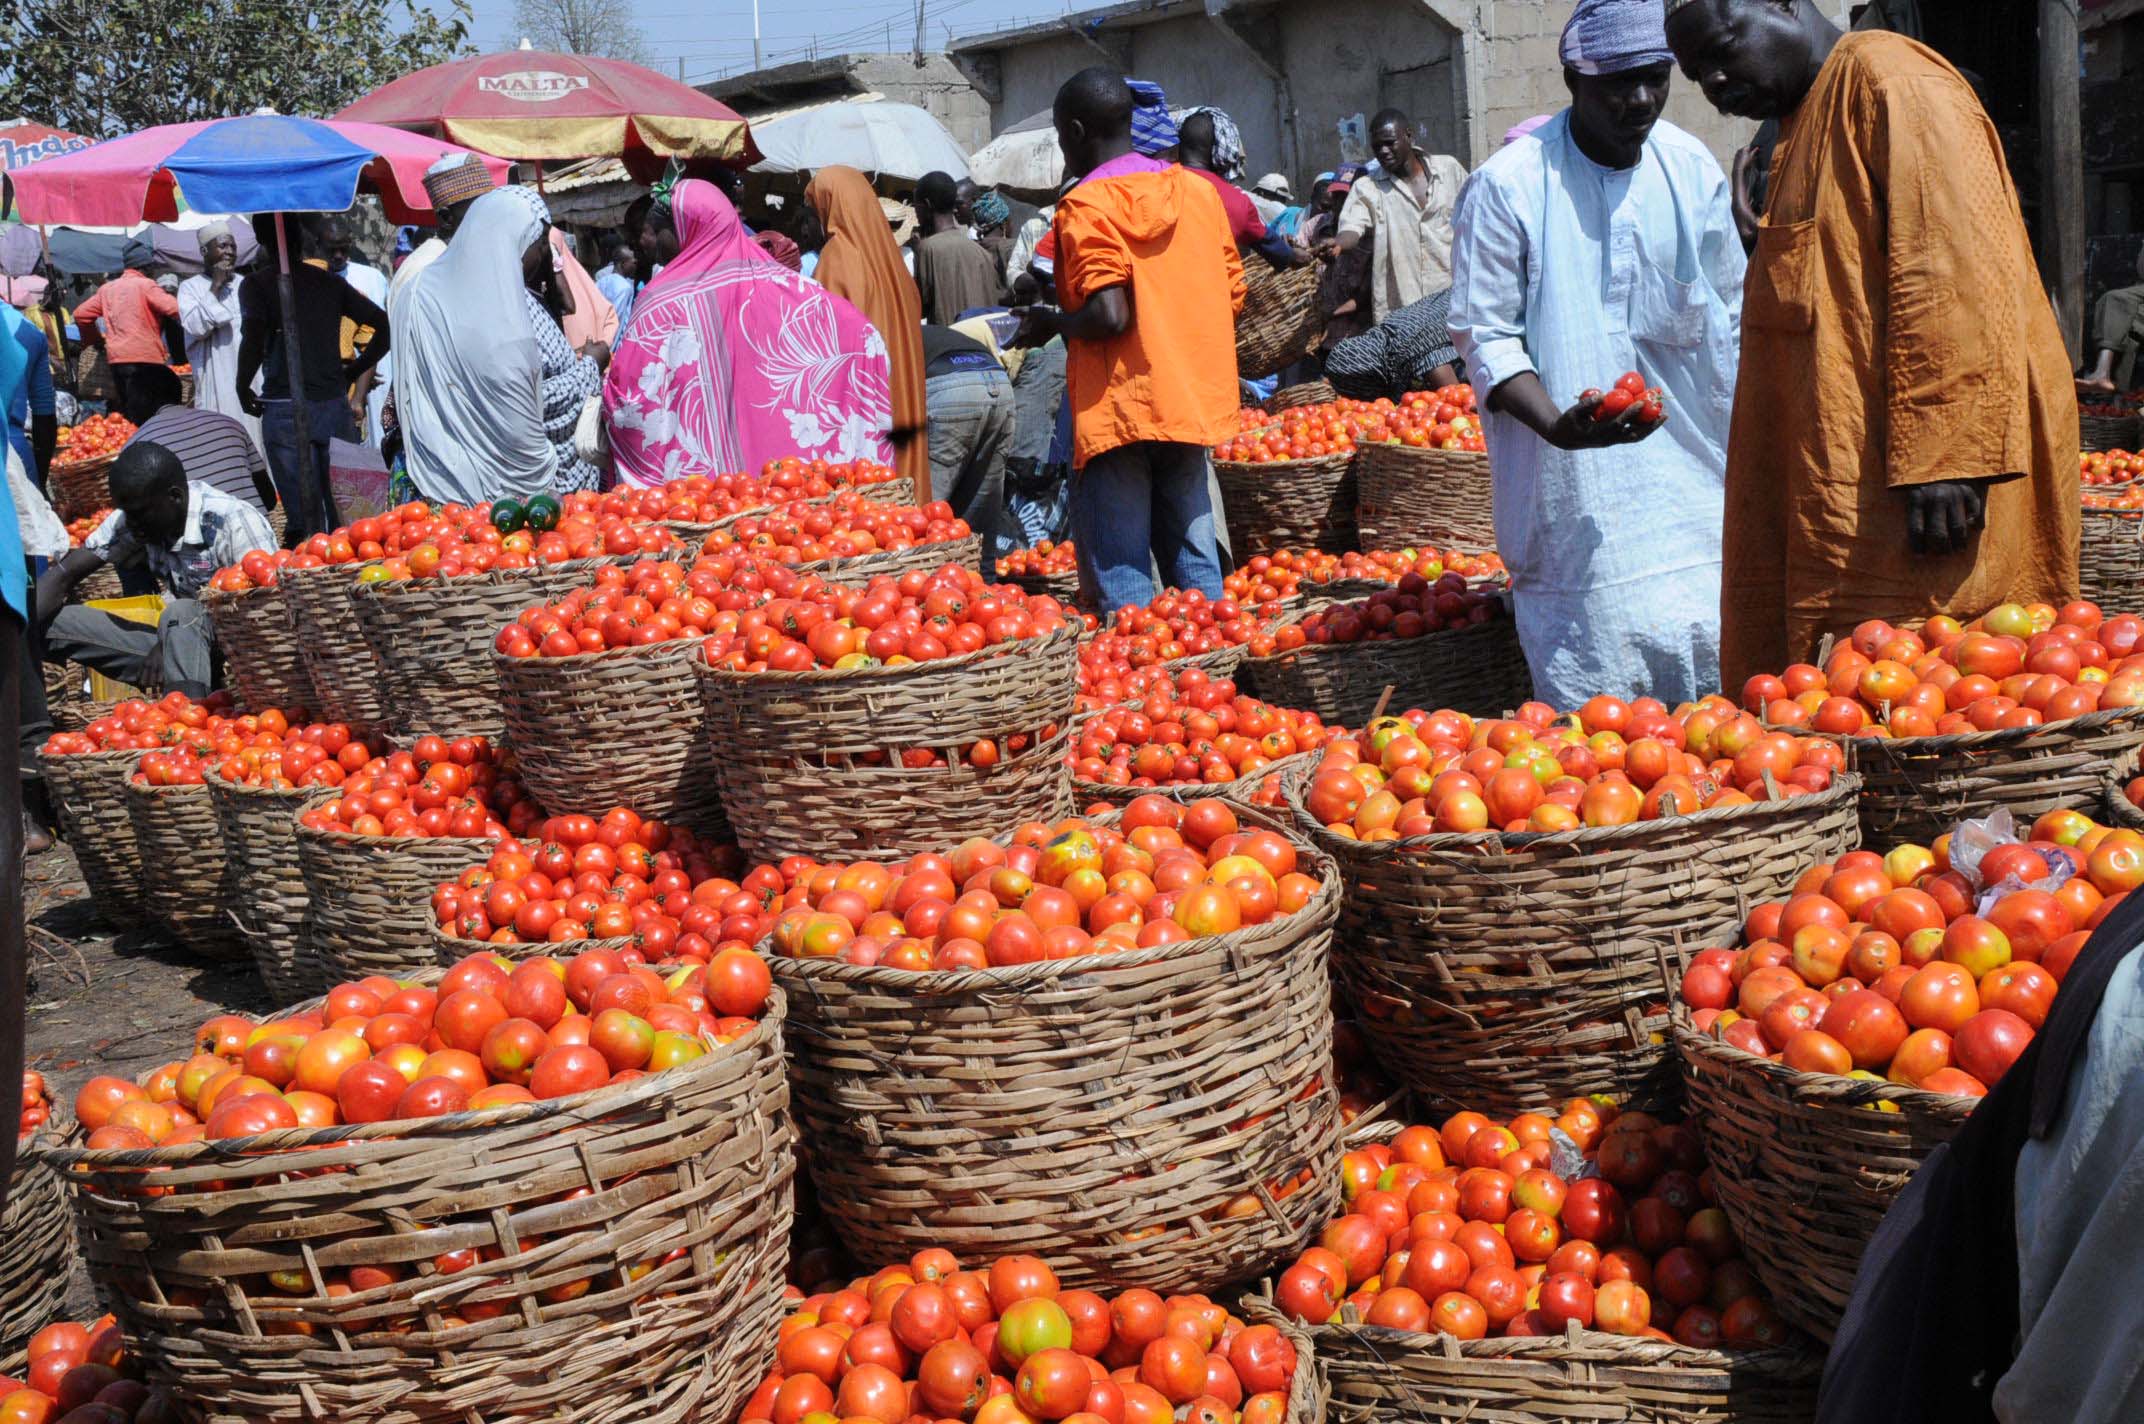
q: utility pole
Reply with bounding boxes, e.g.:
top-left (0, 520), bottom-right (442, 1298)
top-left (754, 0), bottom-right (764, 70)
top-left (2039, 0), bottom-right (2084, 360)
top-left (913, 0), bottom-right (926, 65)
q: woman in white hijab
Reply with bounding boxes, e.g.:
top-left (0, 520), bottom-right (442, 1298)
top-left (394, 186), bottom-right (562, 506)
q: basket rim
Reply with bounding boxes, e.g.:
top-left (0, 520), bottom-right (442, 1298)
top-left (785, 532), bottom-right (980, 580)
top-left (1285, 764), bottom-right (1864, 854)
top-left (50, 449), bottom-right (118, 472)
top-left (492, 633), bottom-right (704, 674)
top-left (37, 979), bottom-right (786, 1168)
top-left (1273, 1303), bottom-right (1822, 1375)
top-left (120, 776), bottom-right (210, 797)
top-left (1672, 1012), bottom-right (1980, 1119)
top-left (1812, 701), bottom-right (2144, 756)
top-left (206, 770), bottom-right (315, 800)
top-left (1068, 748), bottom-right (1321, 803)
top-left (351, 550), bottom-right (671, 603)
top-left (1238, 594), bottom-right (1516, 674)
top-left (199, 581), bottom-right (289, 607)
top-left (696, 618), bottom-right (1077, 689)
top-left (429, 923), bottom-right (641, 958)
top-left (1212, 449), bottom-right (1357, 476)
top-left (38, 746), bottom-right (146, 769)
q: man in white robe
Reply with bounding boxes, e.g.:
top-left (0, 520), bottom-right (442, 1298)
top-left (177, 221), bottom-right (258, 453)
top-left (1448, 0), bottom-right (1743, 709)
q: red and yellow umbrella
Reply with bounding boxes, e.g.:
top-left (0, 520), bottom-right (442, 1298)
top-left (336, 48), bottom-right (759, 168)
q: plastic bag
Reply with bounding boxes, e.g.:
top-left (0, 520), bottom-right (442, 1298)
top-left (1947, 807), bottom-right (2020, 891)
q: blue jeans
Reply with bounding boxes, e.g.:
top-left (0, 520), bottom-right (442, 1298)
top-left (261, 397), bottom-right (355, 545)
top-left (1070, 440), bottom-right (1225, 614)
top-left (925, 367), bottom-right (1015, 577)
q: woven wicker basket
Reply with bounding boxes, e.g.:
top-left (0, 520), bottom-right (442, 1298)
top-left (50, 451), bottom-right (116, 522)
top-left (352, 559), bottom-right (629, 739)
top-left (1676, 1018), bottom-right (1973, 1342)
top-left (1835, 705), bottom-right (2144, 847)
top-left (71, 564), bottom-right (125, 605)
top-left (280, 564), bottom-right (391, 729)
top-left (207, 776), bottom-right (317, 1002)
top-left (2081, 410), bottom-right (2140, 452)
top-left (776, 804), bottom-right (1342, 1293)
top-left (1001, 568), bottom-right (1081, 604)
top-left (429, 925), bottom-right (639, 967)
top-left (40, 748), bottom-right (146, 926)
top-left (1241, 607), bottom-right (1533, 726)
top-left (2105, 778), bottom-right (2144, 830)
top-left (41, 661), bottom-right (109, 733)
top-left (124, 779), bottom-right (248, 961)
top-left (1268, 380), bottom-right (1336, 413)
top-left (203, 584), bottom-right (315, 717)
top-left (1249, 1296), bottom-right (1820, 1424)
top-left (1355, 444), bottom-right (1496, 552)
top-left (1214, 452), bottom-right (1360, 558)
top-left (1236, 262), bottom-right (1325, 381)
top-left (296, 810), bottom-right (500, 980)
top-left (696, 624), bottom-right (1080, 862)
top-left (40, 980), bottom-right (795, 1424)
top-left (2078, 502), bottom-right (2144, 610)
top-left (494, 639), bottom-right (726, 839)
top-left (791, 533), bottom-right (982, 586)
top-left (0, 1125), bottom-right (74, 1362)
top-left (1288, 773), bottom-right (1862, 1116)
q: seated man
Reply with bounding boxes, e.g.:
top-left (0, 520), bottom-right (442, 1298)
top-left (36, 440), bottom-right (275, 701)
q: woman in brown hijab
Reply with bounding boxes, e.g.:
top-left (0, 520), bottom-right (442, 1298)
top-left (805, 166), bottom-right (929, 500)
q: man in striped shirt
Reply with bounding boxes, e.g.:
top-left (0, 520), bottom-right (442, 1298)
top-left (121, 366), bottom-right (275, 516)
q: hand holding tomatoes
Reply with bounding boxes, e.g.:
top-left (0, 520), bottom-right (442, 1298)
top-left (1561, 371), bottom-right (1666, 448)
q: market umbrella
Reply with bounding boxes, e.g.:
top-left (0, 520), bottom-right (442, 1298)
top-left (0, 119), bottom-right (90, 174)
top-left (10, 114), bottom-right (511, 510)
top-left (748, 98), bottom-right (969, 182)
top-left (965, 111), bottom-right (1061, 192)
top-left (337, 44), bottom-right (759, 169)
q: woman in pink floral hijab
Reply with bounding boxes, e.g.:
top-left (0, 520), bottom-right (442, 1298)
top-left (603, 179), bottom-right (894, 485)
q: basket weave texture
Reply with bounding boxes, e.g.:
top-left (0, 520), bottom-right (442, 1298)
top-left (1836, 705), bottom-right (2144, 847)
top-left (1214, 452), bottom-right (1360, 557)
top-left (124, 779), bottom-right (248, 961)
top-left (1248, 1296), bottom-right (1821, 1424)
top-left (207, 776), bottom-right (317, 1001)
top-left (430, 925), bottom-right (638, 967)
top-left (50, 450), bottom-right (115, 522)
top-left (40, 748), bottom-right (146, 926)
top-left (2078, 503), bottom-right (2144, 622)
top-left (1289, 773), bottom-right (1862, 1115)
top-left (296, 808), bottom-right (498, 980)
top-left (1235, 262), bottom-right (1325, 381)
top-left (1070, 750), bottom-right (1314, 813)
top-left (791, 533), bottom-right (982, 586)
top-left (351, 560), bottom-right (627, 738)
top-left (1002, 568), bottom-right (1082, 604)
top-left (1267, 380), bottom-right (1336, 413)
top-left (1355, 444), bottom-right (1495, 551)
top-left (1676, 1019), bottom-right (1972, 1342)
top-left (494, 639), bottom-right (726, 838)
top-left (775, 805), bottom-right (1343, 1294)
top-left (279, 564), bottom-right (391, 728)
top-left (2081, 410), bottom-right (2139, 452)
top-left (40, 980), bottom-right (795, 1424)
top-left (203, 584), bottom-right (316, 716)
top-left (0, 1125), bottom-right (74, 1362)
top-left (1242, 606), bottom-right (1532, 726)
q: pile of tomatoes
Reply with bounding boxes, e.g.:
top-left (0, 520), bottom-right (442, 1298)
top-left (207, 546), bottom-right (304, 593)
top-left (1683, 808), bottom-right (2137, 1097)
top-left (1078, 591), bottom-right (1292, 703)
top-left (1270, 574), bottom-right (1503, 653)
top-left (1000, 540), bottom-right (1078, 578)
top-left (40, 692), bottom-right (265, 759)
top-left (745, 1251), bottom-right (1300, 1424)
top-left (494, 558), bottom-right (716, 658)
top-left (54, 412), bottom-right (135, 465)
top-left (1215, 387), bottom-right (1490, 463)
top-left (279, 498), bottom-right (676, 578)
top-left (77, 942), bottom-right (773, 1153)
top-left (699, 564), bottom-right (1074, 673)
top-left (1301, 697), bottom-right (1846, 838)
top-left (1069, 668), bottom-right (1342, 797)
top-left (65, 510), bottom-right (108, 547)
top-left (293, 734), bottom-right (542, 841)
top-left (1223, 548), bottom-right (1505, 605)
top-left (19, 1068), bottom-right (50, 1137)
top-left (1741, 602), bottom-right (2144, 739)
top-left (211, 720), bottom-right (384, 791)
top-left (1274, 1103), bottom-right (1787, 1350)
top-left (430, 805), bottom-right (750, 956)
top-left (765, 799), bottom-right (1319, 970)
top-left (1350, 384), bottom-right (1487, 453)
top-left (0, 1315), bottom-right (173, 1424)
top-left (2080, 448), bottom-right (2144, 487)
top-left (1215, 401), bottom-right (1361, 464)
top-left (699, 496), bottom-right (971, 567)
top-left (592, 459), bottom-right (902, 525)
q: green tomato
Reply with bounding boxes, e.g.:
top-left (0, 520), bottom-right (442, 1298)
top-left (995, 1297), bottom-right (1072, 1367)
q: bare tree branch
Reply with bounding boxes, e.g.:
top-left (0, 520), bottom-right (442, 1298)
top-left (508, 0), bottom-right (655, 68)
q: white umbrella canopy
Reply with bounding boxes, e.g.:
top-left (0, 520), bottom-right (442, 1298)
top-left (966, 109), bottom-right (1060, 192)
top-left (748, 97), bottom-right (969, 181)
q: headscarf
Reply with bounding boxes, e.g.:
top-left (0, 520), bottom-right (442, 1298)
top-left (1184, 107), bottom-right (1246, 181)
top-left (1129, 80), bottom-right (1178, 156)
top-left (604, 178), bottom-right (893, 486)
top-left (755, 231), bottom-right (803, 271)
top-left (1559, 0), bottom-right (1674, 75)
top-left (972, 190), bottom-right (1011, 229)
top-left (546, 226), bottom-right (618, 350)
top-left (806, 165), bottom-right (927, 494)
top-left (396, 185), bottom-right (558, 506)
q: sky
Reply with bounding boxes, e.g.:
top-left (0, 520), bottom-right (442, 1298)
top-left (460, 0), bottom-right (1077, 87)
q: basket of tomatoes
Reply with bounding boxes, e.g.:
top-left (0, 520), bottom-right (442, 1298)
top-left (48, 412), bottom-right (135, 520)
top-left (1268, 380), bottom-right (1337, 414)
top-left (492, 558), bottom-right (731, 839)
top-left (743, 1250), bottom-right (1326, 1424)
top-left (1212, 405), bottom-right (1361, 558)
top-left (0, 1076), bottom-right (73, 1364)
top-left (294, 736), bottom-right (544, 980)
top-left (1236, 260), bottom-right (1325, 382)
top-left (1289, 700), bottom-right (1862, 1115)
top-left (997, 540), bottom-right (1081, 604)
top-left (2079, 404), bottom-right (2139, 453)
top-left (1352, 385), bottom-right (1495, 553)
top-left (1671, 807), bottom-right (2116, 1340)
top-left (768, 797), bottom-right (1343, 1294)
top-left (693, 562), bottom-right (1080, 862)
top-left (1747, 606), bottom-right (2144, 848)
top-left (123, 744), bottom-right (250, 962)
top-left (202, 548), bottom-right (317, 716)
top-left (1250, 1104), bottom-right (1820, 1424)
top-left (37, 953), bottom-right (793, 1424)
top-left (1067, 666), bottom-right (1343, 812)
top-left (1239, 577), bottom-right (1530, 726)
top-left (699, 496), bottom-right (982, 591)
top-left (2079, 485), bottom-right (2144, 612)
top-left (349, 503), bottom-right (684, 739)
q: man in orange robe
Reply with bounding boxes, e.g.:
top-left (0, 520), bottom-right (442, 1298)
top-left (1667, 0), bottom-right (2078, 686)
